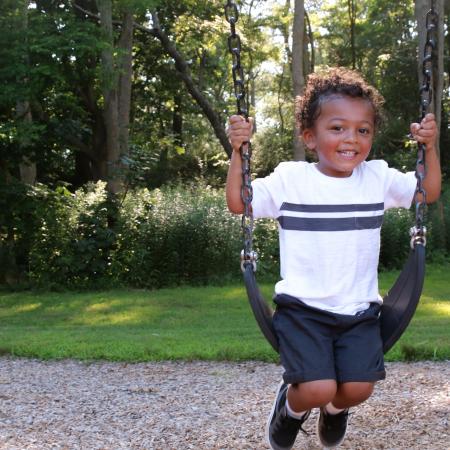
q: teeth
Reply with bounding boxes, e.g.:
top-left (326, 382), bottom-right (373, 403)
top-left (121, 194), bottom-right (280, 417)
top-left (339, 151), bottom-right (356, 156)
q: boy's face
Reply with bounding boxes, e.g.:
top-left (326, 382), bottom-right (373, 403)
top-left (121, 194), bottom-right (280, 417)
top-left (302, 96), bottom-right (375, 178)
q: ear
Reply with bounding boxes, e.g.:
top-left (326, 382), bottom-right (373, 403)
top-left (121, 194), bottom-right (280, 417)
top-left (302, 129), bottom-right (317, 151)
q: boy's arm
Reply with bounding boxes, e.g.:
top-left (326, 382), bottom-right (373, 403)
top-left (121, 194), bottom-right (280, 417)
top-left (226, 115), bottom-right (253, 214)
top-left (226, 151), bottom-right (245, 214)
top-left (410, 113), bottom-right (442, 203)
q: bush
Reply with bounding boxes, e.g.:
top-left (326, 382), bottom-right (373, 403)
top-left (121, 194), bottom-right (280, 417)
top-left (114, 185), bottom-right (242, 288)
top-left (29, 182), bottom-right (116, 288)
top-left (1, 180), bottom-right (449, 289)
top-left (379, 182), bottom-right (450, 269)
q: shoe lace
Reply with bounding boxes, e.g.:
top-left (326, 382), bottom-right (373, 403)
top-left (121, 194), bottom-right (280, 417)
top-left (274, 408), bottom-right (310, 436)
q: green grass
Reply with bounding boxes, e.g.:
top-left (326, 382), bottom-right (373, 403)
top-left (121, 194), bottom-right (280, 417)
top-left (0, 264), bottom-right (449, 362)
top-left (379, 263), bottom-right (450, 361)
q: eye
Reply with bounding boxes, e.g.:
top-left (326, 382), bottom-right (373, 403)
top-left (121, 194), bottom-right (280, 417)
top-left (331, 125), bottom-right (343, 131)
top-left (359, 128), bottom-right (371, 135)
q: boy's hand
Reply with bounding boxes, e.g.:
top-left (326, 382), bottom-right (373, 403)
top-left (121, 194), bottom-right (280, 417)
top-left (227, 115), bottom-right (254, 152)
top-left (410, 113), bottom-right (437, 151)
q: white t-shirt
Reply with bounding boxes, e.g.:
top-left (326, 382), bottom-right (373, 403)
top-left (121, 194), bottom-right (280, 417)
top-left (251, 160), bottom-right (417, 315)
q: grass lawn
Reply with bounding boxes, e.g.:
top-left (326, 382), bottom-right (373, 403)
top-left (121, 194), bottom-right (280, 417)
top-left (0, 264), bottom-right (449, 362)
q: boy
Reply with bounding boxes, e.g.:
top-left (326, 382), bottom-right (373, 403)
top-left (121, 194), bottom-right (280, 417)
top-left (226, 68), bottom-right (441, 449)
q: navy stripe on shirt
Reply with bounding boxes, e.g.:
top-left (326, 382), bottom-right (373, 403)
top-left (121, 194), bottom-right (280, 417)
top-left (277, 214), bottom-right (384, 232)
top-left (280, 202), bottom-right (384, 213)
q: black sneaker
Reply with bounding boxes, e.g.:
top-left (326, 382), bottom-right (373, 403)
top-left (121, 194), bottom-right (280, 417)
top-left (266, 381), bottom-right (310, 450)
top-left (317, 407), bottom-right (349, 448)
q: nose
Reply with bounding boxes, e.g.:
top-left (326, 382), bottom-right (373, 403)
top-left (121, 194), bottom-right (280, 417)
top-left (344, 128), bottom-right (358, 143)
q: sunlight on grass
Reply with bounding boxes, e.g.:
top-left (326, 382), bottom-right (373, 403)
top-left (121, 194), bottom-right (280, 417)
top-left (85, 301), bottom-right (119, 313)
top-left (419, 301), bottom-right (450, 316)
top-left (220, 287), bottom-right (247, 299)
top-left (77, 303), bottom-right (163, 326)
top-left (76, 310), bottom-right (145, 326)
top-left (13, 303), bottom-right (41, 313)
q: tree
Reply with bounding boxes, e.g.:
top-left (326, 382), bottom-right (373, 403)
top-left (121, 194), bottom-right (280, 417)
top-left (347, 0), bottom-right (356, 69)
top-left (17, 1), bottom-right (37, 185)
top-left (292, 0), bottom-right (306, 161)
top-left (95, 0), bottom-right (134, 194)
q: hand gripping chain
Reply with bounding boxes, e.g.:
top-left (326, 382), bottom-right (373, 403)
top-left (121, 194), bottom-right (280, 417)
top-left (224, 0), bottom-right (257, 272)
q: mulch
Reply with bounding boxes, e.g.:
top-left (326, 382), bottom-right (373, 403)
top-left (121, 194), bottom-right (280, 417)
top-left (0, 358), bottom-right (448, 449)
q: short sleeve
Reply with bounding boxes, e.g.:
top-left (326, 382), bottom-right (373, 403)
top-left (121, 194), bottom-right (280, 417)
top-left (251, 163), bottom-right (288, 219)
top-left (384, 165), bottom-right (417, 210)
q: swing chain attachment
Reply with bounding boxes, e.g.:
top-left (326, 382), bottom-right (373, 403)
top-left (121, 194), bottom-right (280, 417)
top-left (412, 2), bottom-right (437, 249)
top-left (225, 0), bottom-right (257, 272)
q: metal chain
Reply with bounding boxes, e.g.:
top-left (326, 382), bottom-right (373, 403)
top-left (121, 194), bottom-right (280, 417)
top-left (411, 0), bottom-right (437, 249)
top-left (224, 0), bottom-right (257, 271)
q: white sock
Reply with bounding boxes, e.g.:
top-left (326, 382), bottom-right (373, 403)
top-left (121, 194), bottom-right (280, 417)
top-left (286, 398), bottom-right (307, 420)
top-left (325, 402), bottom-right (345, 415)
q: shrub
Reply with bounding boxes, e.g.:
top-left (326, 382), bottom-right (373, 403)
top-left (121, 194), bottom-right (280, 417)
top-left (2, 180), bottom-right (449, 289)
top-left (114, 185), bottom-right (242, 288)
top-left (29, 182), bottom-right (116, 288)
top-left (380, 208), bottom-right (413, 269)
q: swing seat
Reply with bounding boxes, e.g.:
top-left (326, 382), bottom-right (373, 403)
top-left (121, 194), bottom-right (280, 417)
top-left (380, 243), bottom-right (425, 353)
top-left (243, 263), bottom-right (279, 352)
top-left (243, 243), bottom-right (426, 355)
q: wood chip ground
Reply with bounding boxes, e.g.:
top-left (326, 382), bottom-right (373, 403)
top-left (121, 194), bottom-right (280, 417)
top-left (0, 358), bottom-right (448, 449)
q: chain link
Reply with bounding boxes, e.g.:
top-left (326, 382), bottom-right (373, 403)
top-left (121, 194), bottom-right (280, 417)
top-left (225, 0), bottom-right (257, 271)
top-left (411, 1), bottom-right (437, 248)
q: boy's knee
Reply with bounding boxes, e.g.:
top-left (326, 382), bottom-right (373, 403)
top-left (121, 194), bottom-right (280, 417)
top-left (335, 382), bottom-right (375, 407)
top-left (290, 380), bottom-right (337, 408)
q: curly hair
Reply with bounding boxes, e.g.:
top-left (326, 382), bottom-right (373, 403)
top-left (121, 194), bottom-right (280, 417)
top-left (295, 67), bottom-right (385, 133)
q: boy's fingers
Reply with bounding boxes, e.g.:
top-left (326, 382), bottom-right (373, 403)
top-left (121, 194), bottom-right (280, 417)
top-left (229, 115), bottom-right (252, 125)
top-left (410, 123), bottom-right (420, 134)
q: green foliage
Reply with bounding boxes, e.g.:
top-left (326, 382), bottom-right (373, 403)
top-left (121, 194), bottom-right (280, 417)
top-left (29, 182), bottom-right (118, 288)
top-left (252, 124), bottom-right (296, 177)
top-left (23, 183), bottom-right (244, 288)
top-left (1, 182), bottom-right (449, 289)
top-left (379, 207), bottom-right (413, 270)
top-left (380, 183), bottom-right (450, 269)
top-left (113, 185), bottom-right (242, 287)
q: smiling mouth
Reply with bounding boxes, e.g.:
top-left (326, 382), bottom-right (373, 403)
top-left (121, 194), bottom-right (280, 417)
top-left (338, 150), bottom-right (358, 158)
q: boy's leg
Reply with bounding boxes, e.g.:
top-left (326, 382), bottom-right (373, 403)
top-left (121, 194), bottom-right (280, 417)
top-left (266, 379), bottom-right (336, 450)
top-left (269, 295), bottom-right (341, 450)
top-left (266, 381), bottom-right (309, 450)
top-left (318, 302), bottom-right (385, 448)
top-left (317, 381), bottom-right (375, 448)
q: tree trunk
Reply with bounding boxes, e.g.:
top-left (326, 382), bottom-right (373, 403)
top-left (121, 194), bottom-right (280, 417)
top-left (117, 8), bottom-right (133, 159)
top-left (347, 0), bottom-right (356, 69)
top-left (304, 10), bottom-right (315, 75)
top-left (292, 0), bottom-right (305, 161)
top-left (97, 0), bottom-right (121, 194)
top-left (17, 0), bottom-right (36, 185)
top-left (173, 93), bottom-right (183, 148)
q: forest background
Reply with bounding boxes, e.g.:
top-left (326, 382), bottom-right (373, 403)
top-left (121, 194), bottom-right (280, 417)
top-left (0, 0), bottom-right (449, 290)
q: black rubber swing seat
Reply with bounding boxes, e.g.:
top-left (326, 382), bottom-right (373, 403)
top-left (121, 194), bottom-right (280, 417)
top-left (380, 242), bottom-right (426, 353)
top-left (243, 242), bottom-right (426, 355)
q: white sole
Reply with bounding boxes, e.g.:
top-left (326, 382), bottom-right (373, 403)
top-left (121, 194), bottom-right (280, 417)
top-left (265, 380), bottom-right (286, 450)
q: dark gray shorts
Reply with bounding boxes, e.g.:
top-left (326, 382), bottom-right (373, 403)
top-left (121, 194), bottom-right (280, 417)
top-left (273, 294), bottom-right (386, 385)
